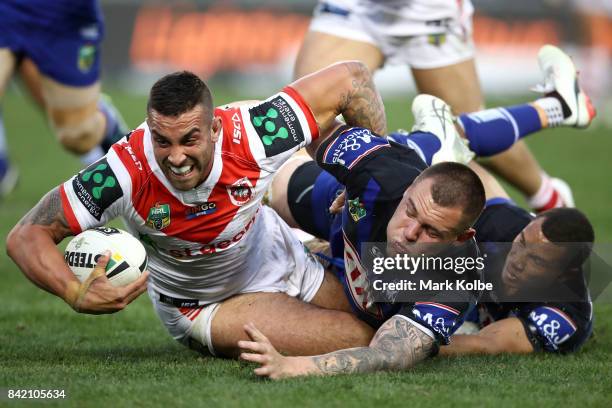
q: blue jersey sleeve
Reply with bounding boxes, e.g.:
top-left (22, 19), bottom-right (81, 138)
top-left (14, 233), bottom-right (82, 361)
top-left (316, 125), bottom-right (391, 184)
top-left (518, 304), bottom-right (592, 353)
top-left (397, 301), bottom-right (475, 345)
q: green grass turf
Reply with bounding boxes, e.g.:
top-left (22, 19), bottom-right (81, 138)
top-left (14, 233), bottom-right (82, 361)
top-left (1, 89), bottom-right (612, 407)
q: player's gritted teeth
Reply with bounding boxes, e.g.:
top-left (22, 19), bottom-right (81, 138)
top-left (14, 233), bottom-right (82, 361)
top-left (168, 163), bottom-right (194, 177)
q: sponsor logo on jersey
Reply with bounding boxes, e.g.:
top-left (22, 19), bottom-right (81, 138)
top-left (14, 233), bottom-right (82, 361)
top-left (185, 202), bottom-right (217, 219)
top-left (73, 159), bottom-right (123, 221)
top-left (120, 142), bottom-right (143, 170)
top-left (146, 203), bottom-right (171, 230)
top-left (348, 197), bottom-right (367, 222)
top-left (322, 128), bottom-right (388, 169)
top-left (528, 306), bottom-right (577, 351)
top-left (77, 43), bottom-right (96, 73)
top-left (165, 214), bottom-right (258, 257)
top-left (412, 302), bottom-right (461, 342)
top-left (231, 112), bottom-right (242, 144)
top-left (227, 177), bottom-right (253, 206)
top-left (249, 96), bottom-right (305, 157)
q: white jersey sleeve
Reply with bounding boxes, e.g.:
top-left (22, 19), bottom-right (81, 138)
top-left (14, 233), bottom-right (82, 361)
top-left (237, 86), bottom-right (320, 173)
top-left (60, 146), bottom-right (132, 234)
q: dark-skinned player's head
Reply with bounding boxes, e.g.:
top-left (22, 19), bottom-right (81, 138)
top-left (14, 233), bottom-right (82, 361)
top-left (502, 208), bottom-right (595, 296)
top-left (386, 162), bottom-right (485, 256)
top-left (146, 71), bottom-right (221, 191)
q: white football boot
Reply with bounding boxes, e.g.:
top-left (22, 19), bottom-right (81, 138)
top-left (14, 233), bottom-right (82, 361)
top-left (411, 94), bottom-right (474, 165)
top-left (534, 45), bottom-right (596, 128)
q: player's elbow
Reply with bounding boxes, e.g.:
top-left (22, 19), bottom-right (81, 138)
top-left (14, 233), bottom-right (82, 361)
top-left (337, 60), bottom-right (372, 89)
top-left (6, 223), bottom-right (24, 261)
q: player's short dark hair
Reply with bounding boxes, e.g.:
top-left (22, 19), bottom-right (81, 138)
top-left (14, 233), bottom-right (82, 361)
top-left (536, 208), bottom-right (595, 268)
top-left (147, 71), bottom-right (213, 119)
top-left (415, 162), bottom-right (485, 232)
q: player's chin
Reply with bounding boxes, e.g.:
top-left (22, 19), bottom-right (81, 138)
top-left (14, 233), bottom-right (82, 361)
top-left (166, 170), bottom-right (199, 190)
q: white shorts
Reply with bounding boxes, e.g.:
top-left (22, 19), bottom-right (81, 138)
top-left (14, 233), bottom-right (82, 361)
top-left (309, 0), bottom-right (476, 69)
top-left (147, 234), bottom-right (324, 356)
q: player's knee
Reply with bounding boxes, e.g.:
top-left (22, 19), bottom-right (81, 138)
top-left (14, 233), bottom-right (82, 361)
top-left (53, 110), bottom-right (104, 155)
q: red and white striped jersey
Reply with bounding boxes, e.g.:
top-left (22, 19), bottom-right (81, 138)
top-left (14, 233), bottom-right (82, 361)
top-left (59, 87), bottom-right (319, 302)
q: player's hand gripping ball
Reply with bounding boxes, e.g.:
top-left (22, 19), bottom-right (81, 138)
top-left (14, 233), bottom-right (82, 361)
top-left (64, 227), bottom-right (148, 287)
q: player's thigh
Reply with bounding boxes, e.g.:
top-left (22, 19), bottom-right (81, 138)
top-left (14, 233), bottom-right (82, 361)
top-left (18, 58), bottom-right (45, 108)
top-left (309, 269), bottom-right (354, 313)
top-left (269, 154), bottom-right (313, 228)
top-left (0, 49), bottom-right (17, 97)
top-left (211, 292), bottom-right (374, 358)
top-left (468, 161), bottom-right (510, 201)
top-left (294, 31), bottom-right (384, 79)
top-left (411, 58), bottom-right (484, 114)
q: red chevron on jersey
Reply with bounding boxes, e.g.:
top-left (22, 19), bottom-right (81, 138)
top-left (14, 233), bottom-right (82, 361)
top-left (112, 112), bottom-right (261, 249)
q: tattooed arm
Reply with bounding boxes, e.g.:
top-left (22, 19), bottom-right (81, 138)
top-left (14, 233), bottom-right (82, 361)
top-left (289, 61), bottom-right (387, 154)
top-left (239, 315), bottom-right (435, 379)
top-left (6, 186), bottom-right (148, 313)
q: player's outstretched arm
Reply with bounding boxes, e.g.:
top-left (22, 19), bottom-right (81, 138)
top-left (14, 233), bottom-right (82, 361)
top-left (239, 315), bottom-right (434, 380)
top-left (289, 61), bottom-right (387, 152)
top-left (6, 187), bottom-right (148, 314)
top-left (439, 317), bottom-right (534, 356)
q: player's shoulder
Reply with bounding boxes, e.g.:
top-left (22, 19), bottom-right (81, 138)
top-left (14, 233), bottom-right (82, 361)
top-left (317, 125), bottom-right (425, 189)
top-left (110, 123), bottom-right (149, 179)
top-left (474, 199), bottom-right (533, 243)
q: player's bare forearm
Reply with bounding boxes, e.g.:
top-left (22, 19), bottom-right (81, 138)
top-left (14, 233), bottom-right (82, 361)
top-left (440, 318), bottom-right (534, 356)
top-left (6, 186), bottom-right (78, 301)
top-left (307, 316), bottom-right (434, 375)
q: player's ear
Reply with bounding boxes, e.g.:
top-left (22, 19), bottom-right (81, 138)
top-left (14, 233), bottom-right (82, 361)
top-left (211, 117), bottom-right (222, 142)
top-left (457, 228), bottom-right (475, 242)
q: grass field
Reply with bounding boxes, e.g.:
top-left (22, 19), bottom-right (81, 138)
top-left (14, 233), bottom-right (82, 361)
top-left (1, 89), bottom-right (611, 407)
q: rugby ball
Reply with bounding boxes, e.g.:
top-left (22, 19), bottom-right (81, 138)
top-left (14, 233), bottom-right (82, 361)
top-left (64, 227), bottom-right (148, 287)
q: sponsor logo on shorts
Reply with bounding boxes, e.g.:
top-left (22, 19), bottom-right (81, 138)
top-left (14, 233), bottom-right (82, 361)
top-left (73, 159), bottom-right (123, 221)
top-left (348, 197), bottom-right (367, 222)
top-left (185, 202), bottom-right (217, 219)
top-left (146, 203), bottom-right (171, 230)
top-left (77, 43), bottom-right (97, 73)
top-left (227, 177), bottom-right (253, 206)
top-left (249, 96), bottom-right (304, 157)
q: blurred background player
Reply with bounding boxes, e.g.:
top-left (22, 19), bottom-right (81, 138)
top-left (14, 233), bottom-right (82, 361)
top-left (0, 0), bottom-right (128, 198)
top-left (295, 0), bottom-right (590, 212)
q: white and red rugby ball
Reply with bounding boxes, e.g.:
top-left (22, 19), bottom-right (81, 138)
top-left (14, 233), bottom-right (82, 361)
top-left (64, 227), bottom-right (148, 287)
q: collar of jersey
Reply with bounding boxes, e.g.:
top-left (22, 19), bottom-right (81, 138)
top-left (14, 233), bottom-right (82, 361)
top-left (142, 122), bottom-right (223, 205)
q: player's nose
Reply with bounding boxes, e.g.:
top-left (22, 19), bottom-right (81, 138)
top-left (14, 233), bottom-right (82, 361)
top-left (167, 147), bottom-right (187, 166)
top-left (403, 220), bottom-right (421, 243)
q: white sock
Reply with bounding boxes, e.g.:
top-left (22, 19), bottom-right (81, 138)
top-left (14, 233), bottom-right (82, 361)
top-left (534, 97), bottom-right (565, 127)
top-left (528, 172), bottom-right (562, 210)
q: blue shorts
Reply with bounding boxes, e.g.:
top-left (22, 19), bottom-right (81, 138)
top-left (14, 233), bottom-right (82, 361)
top-left (0, 0), bottom-right (104, 87)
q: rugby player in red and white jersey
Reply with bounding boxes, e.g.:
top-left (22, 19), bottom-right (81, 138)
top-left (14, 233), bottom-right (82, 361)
top-left (7, 62), bottom-right (389, 357)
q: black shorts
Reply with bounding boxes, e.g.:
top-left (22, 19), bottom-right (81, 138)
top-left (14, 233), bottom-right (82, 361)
top-left (287, 161), bottom-right (343, 240)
